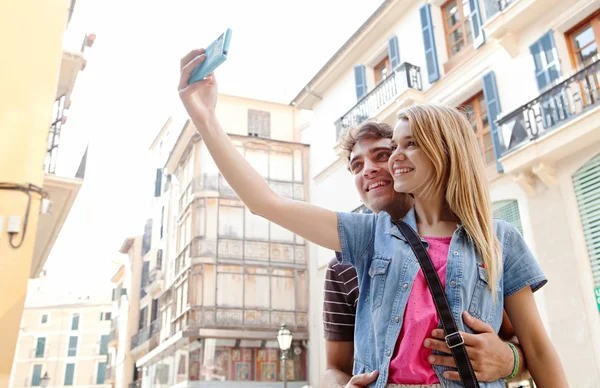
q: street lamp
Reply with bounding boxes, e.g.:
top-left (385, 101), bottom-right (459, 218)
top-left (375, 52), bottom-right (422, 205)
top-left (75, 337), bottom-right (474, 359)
top-left (277, 323), bottom-right (293, 388)
top-left (40, 372), bottom-right (50, 388)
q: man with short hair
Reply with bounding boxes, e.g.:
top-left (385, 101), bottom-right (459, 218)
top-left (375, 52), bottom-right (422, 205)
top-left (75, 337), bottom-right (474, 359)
top-left (321, 121), bottom-right (529, 387)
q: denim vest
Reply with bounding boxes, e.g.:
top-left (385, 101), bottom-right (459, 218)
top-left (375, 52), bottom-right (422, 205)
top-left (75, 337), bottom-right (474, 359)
top-left (336, 208), bottom-right (547, 388)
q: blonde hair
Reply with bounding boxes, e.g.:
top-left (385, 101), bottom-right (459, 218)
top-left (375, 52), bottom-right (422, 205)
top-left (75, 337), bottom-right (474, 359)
top-left (397, 104), bottom-right (501, 297)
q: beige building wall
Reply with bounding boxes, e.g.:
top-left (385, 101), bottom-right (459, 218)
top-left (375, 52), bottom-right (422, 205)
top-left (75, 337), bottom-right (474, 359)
top-left (9, 278), bottom-right (112, 388)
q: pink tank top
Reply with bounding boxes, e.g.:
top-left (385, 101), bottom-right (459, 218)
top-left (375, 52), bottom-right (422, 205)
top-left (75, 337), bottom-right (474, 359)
top-left (387, 236), bottom-right (451, 384)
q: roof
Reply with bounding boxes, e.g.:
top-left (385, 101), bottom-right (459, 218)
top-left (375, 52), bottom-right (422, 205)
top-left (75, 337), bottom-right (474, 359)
top-left (149, 117), bottom-right (173, 150)
top-left (289, 0), bottom-right (393, 107)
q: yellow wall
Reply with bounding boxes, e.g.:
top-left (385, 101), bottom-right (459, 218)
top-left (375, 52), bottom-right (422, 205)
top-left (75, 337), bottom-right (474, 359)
top-left (0, 0), bottom-right (69, 386)
top-left (216, 94), bottom-right (298, 142)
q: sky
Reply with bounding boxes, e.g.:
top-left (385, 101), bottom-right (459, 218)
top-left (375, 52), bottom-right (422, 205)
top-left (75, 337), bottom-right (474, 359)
top-left (45, 0), bottom-right (385, 292)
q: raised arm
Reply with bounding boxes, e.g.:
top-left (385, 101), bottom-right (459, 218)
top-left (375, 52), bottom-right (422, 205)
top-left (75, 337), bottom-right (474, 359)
top-left (178, 49), bottom-right (340, 252)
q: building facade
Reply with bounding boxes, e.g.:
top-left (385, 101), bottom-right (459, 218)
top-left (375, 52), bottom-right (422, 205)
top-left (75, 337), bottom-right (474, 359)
top-left (9, 277), bottom-right (112, 388)
top-left (104, 236), bottom-right (144, 388)
top-left (111, 95), bottom-right (311, 387)
top-left (290, 0), bottom-right (600, 387)
top-left (0, 1), bottom-right (93, 384)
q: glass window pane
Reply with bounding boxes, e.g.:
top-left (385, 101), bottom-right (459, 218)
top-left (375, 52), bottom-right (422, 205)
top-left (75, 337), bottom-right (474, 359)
top-left (297, 271), bottom-right (308, 311)
top-left (217, 272), bottom-right (243, 307)
top-left (270, 222), bottom-right (294, 243)
top-left (71, 314), bottom-right (79, 330)
top-left (452, 39), bottom-right (464, 55)
top-left (269, 150), bottom-right (293, 181)
top-left (293, 150), bottom-right (303, 182)
top-left (578, 43), bottom-right (598, 67)
top-left (218, 206), bottom-right (244, 238)
top-left (271, 276), bottom-right (295, 310)
top-left (204, 264), bottom-right (216, 307)
top-left (444, 1), bottom-right (459, 29)
top-left (245, 208), bottom-right (269, 240)
top-left (449, 28), bottom-right (464, 47)
top-left (246, 148), bottom-right (269, 178)
top-left (244, 269), bottom-right (270, 308)
top-left (574, 26), bottom-right (595, 50)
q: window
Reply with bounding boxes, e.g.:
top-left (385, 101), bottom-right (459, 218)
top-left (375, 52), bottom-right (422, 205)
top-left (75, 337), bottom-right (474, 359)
top-left (35, 337), bottom-right (45, 358)
top-left (139, 306), bottom-right (148, 330)
top-left (64, 363), bottom-right (75, 386)
top-left (67, 336), bottom-right (78, 357)
top-left (99, 335), bottom-right (110, 355)
top-left (248, 109), bottom-right (271, 138)
top-left (100, 312), bottom-right (112, 321)
top-left (530, 31), bottom-right (561, 91)
top-left (443, 0), bottom-right (473, 57)
top-left (567, 11), bottom-right (600, 68)
top-left (218, 204), bottom-right (244, 238)
top-left (492, 200), bottom-right (523, 235)
top-left (459, 93), bottom-right (494, 164)
top-left (374, 56), bottom-right (390, 84)
top-left (573, 153), bottom-right (600, 288)
top-left (40, 314), bottom-right (48, 324)
top-left (71, 313), bottom-right (79, 330)
top-left (31, 365), bottom-right (43, 387)
top-left (151, 299), bottom-right (159, 322)
top-left (96, 362), bottom-right (107, 385)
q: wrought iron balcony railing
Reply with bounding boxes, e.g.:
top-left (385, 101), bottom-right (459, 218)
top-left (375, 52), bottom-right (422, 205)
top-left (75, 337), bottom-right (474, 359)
top-left (335, 62), bottom-right (422, 137)
top-left (130, 326), bottom-right (149, 350)
top-left (495, 58), bottom-right (600, 157)
top-left (149, 319), bottom-right (161, 337)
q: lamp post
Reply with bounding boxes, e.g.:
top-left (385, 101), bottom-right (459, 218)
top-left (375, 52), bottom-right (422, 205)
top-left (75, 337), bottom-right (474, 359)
top-left (277, 323), bottom-right (293, 388)
top-left (40, 372), bottom-right (50, 388)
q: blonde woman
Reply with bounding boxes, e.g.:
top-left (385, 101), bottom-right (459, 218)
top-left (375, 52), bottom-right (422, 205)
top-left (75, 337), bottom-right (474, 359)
top-left (178, 49), bottom-right (567, 387)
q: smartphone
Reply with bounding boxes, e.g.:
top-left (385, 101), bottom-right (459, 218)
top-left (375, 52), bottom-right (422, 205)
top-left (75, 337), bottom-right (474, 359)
top-left (188, 28), bottom-right (232, 85)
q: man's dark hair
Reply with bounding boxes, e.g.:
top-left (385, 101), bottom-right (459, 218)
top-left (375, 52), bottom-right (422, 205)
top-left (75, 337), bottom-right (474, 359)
top-left (337, 121), bottom-right (394, 161)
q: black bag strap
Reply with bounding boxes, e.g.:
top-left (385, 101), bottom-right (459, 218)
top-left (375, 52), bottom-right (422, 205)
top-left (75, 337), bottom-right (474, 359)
top-left (392, 220), bottom-right (479, 388)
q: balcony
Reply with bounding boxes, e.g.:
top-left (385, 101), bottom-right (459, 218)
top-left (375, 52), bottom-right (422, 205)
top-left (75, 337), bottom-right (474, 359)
top-left (173, 307), bottom-right (308, 335)
top-left (104, 365), bottom-right (115, 384)
top-left (149, 319), bottom-right (161, 351)
top-left (130, 326), bottom-right (149, 354)
top-left (335, 62), bottom-right (423, 136)
top-left (495, 59), bottom-right (600, 187)
top-left (31, 99), bottom-right (87, 278)
top-left (482, 0), bottom-right (561, 57)
top-left (108, 318), bottom-right (119, 348)
top-left (145, 267), bottom-right (165, 298)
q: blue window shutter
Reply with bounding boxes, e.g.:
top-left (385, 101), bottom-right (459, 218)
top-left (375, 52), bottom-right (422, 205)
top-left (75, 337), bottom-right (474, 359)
top-left (354, 65), bottom-right (367, 100)
top-left (482, 71), bottom-right (504, 173)
top-left (154, 168), bottom-right (162, 197)
top-left (31, 365), bottom-right (43, 386)
top-left (35, 338), bottom-right (45, 358)
top-left (96, 362), bottom-right (107, 384)
top-left (469, 0), bottom-right (485, 48)
top-left (64, 364), bottom-right (75, 386)
top-left (530, 30), bottom-right (561, 91)
top-left (100, 335), bottom-right (109, 355)
top-left (388, 35), bottom-right (400, 70)
top-left (420, 4), bottom-right (440, 83)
